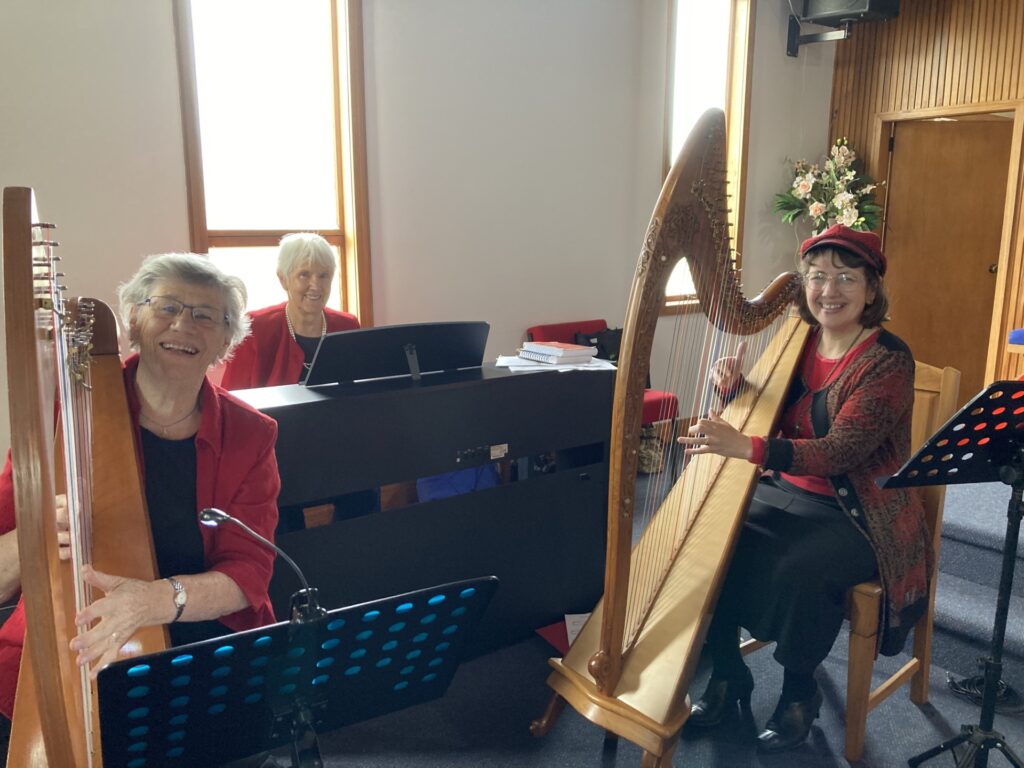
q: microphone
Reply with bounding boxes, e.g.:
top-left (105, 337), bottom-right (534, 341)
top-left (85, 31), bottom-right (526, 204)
top-left (199, 507), bottom-right (326, 624)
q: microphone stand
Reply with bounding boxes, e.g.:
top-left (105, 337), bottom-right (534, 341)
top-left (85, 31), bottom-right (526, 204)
top-left (200, 507), bottom-right (327, 767)
top-left (200, 507), bottom-right (326, 624)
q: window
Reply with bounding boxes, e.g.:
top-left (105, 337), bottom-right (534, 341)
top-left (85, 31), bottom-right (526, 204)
top-left (664, 0), bottom-right (754, 311)
top-left (173, 0), bottom-right (372, 322)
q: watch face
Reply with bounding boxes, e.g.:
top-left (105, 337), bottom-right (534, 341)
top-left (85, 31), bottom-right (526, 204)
top-left (174, 591), bottom-right (187, 608)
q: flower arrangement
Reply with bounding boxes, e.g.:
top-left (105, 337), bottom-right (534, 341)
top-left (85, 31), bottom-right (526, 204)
top-left (773, 138), bottom-right (883, 234)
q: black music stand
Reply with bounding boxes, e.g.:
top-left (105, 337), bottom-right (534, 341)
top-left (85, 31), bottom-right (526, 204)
top-left (98, 576), bottom-right (497, 767)
top-left (882, 381), bottom-right (1024, 768)
top-left (304, 321), bottom-right (489, 385)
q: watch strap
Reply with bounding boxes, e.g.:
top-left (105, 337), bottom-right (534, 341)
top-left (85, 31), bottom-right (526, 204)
top-left (167, 577), bottom-right (186, 623)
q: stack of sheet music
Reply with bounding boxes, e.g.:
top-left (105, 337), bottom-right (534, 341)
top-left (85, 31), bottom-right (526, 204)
top-left (517, 341), bottom-right (598, 365)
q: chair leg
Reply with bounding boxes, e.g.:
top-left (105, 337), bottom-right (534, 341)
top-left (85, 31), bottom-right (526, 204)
top-left (845, 628), bottom-right (876, 763)
top-left (909, 612), bottom-right (933, 704)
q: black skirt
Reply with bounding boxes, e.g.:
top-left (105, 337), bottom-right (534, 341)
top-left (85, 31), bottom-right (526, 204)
top-left (710, 474), bottom-right (878, 673)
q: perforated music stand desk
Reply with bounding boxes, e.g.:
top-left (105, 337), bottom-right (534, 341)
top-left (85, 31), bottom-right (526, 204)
top-left (305, 321), bottom-right (489, 386)
top-left (882, 381), bottom-right (1024, 768)
top-left (98, 576), bottom-right (497, 768)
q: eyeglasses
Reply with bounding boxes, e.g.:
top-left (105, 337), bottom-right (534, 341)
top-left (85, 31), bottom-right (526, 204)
top-left (140, 296), bottom-right (228, 330)
top-left (804, 271), bottom-right (863, 291)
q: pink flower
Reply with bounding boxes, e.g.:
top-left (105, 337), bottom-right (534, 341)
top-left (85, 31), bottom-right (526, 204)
top-left (809, 201), bottom-right (827, 218)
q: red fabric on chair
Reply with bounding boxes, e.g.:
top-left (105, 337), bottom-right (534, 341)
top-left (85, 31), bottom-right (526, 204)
top-left (642, 389), bottom-right (678, 425)
top-left (524, 319), bottom-right (679, 428)
top-left (526, 320), bottom-right (607, 343)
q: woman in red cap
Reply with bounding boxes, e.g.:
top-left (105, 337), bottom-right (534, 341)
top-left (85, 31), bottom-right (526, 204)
top-left (678, 224), bottom-right (930, 753)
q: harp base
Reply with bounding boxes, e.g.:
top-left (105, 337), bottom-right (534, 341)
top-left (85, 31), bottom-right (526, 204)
top-left (532, 658), bottom-right (688, 765)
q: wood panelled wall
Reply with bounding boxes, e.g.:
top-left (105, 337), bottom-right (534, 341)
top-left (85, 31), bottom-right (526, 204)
top-left (829, 0), bottom-right (1024, 380)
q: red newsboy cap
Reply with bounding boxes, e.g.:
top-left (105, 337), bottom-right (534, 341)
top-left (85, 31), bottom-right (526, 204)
top-left (800, 224), bottom-right (887, 276)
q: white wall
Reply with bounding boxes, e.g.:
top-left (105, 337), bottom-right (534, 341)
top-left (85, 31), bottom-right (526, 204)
top-left (362, 0), bottom-right (668, 359)
top-left (0, 0), bottom-right (190, 453)
top-left (0, 0), bottom-right (835, 452)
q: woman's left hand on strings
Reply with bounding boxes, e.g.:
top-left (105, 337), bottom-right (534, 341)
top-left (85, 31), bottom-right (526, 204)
top-left (677, 410), bottom-right (753, 460)
top-left (55, 494), bottom-right (71, 561)
top-left (70, 565), bottom-right (154, 678)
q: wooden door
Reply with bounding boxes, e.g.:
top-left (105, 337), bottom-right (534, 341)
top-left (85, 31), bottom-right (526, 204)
top-left (883, 118), bottom-right (1012, 404)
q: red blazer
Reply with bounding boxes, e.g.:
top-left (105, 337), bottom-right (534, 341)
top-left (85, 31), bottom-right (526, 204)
top-left (0, 357), bottom-right (281, 718)
top-left (0, 454), bottom-right (19, 719)
top-left (220, 302), bottom-right (360, 389)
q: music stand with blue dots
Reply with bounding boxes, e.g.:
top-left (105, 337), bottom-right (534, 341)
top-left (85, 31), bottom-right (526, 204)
top-left (97, 576), bottom-right (498, 767)
top-left (883, 380), bottom-right (1024, 768)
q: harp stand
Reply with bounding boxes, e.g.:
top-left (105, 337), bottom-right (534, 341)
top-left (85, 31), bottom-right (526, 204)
top-left (883, 381), bottom-right (1024, 768)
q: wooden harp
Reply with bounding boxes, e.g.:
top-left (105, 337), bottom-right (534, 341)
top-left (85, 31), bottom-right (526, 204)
top-left (2, 187), bottom-right (168, 766)
top-left (530, 110), bottom-right (809, 765)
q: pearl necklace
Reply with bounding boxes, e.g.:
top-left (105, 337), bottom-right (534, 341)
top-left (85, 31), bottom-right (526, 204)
top-left (285, 309), bottom-right (327, 342)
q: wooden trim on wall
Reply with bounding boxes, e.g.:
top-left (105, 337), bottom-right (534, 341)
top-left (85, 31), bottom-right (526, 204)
top-left (338, 0), bottom-right (374, 327)
top-left (172, 0), bottom-right (208, 254)
top-left (725, 0), bottom-right (755, 256)
top-left (992, 106), bottom-right (1024, 380)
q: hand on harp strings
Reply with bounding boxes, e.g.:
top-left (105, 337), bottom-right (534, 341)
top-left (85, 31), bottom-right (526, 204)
top-left (710, 339), bottom-right (747, 395)
top-left (678, 410), bottom-right (754, 461)
top-left (55, 493), bottom-right (71, 561)
top-left (70, 564), bottom-right (147, 679)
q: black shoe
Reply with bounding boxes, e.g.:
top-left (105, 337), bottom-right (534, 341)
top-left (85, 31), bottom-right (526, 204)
top-left (687, 666), bottom-right (755, 729)
top-left (756, 687), bottom-right (822, 753)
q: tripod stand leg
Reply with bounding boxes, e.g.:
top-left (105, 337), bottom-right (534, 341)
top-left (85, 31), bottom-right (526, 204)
top-left (990, 736), bottom-right (1024, 767)
top-left (907, 730), bottom-right (970, 767)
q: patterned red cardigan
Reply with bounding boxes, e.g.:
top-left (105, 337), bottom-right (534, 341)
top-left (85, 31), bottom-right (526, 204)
top-left (761, 329), bottom-right (931, 656)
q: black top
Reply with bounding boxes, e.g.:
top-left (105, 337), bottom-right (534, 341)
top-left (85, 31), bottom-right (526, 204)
top-left (140, 428), bottom-right (230, 646)
top-left (294, 333), bottom-right (319, 383)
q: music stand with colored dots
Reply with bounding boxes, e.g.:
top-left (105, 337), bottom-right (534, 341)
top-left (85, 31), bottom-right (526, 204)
top-left (97, 576), bottom-right (497, 768)
top-left (882, 381), bottom-right (1024, 768)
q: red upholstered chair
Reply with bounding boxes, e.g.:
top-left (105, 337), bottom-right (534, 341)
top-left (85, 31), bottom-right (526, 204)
top-left (525, 320), bottom-right (680, 431)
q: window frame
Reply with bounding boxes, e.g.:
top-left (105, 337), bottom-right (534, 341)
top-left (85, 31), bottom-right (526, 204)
top-left (172, 0), bottom-right (374, 324)
top-left (661, 0), bottom-right (756, 316)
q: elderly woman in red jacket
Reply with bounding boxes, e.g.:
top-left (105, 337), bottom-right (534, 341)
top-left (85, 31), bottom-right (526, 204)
top-left (678, 225), bottom-right (930, 754)
top-left (0, 253), bottom-right (281, 723)
top-left (220, 233), bottom-right (359, 390)
top-left (221, 233), bottom-right (374, 534)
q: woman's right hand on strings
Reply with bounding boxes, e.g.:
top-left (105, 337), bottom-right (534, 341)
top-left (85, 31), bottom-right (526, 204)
top-left (711, 340), bottom-right (747, 394)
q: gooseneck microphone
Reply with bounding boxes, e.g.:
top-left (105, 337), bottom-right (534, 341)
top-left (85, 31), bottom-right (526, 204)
top-left (199, 507), bottom-right (326, 623)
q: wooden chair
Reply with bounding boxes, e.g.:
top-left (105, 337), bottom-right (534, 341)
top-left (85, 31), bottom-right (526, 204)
top-left (741, 360), bottom-right (961, 762)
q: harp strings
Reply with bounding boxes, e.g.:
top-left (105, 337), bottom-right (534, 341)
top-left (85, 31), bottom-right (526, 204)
top-left (620, 183), bottom-right (782, 653)
top-left (45, 236), bottom-right (98, 765)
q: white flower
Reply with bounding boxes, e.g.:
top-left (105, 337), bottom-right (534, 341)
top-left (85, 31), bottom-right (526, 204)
top-left (862, 183), bottom-right (877, 194)
top-left (833, 191), bottom-right (855, 209)
top-left (839, 207), bottom-right (859, 226)
top-left (808, 201), bottom-right (827, 219)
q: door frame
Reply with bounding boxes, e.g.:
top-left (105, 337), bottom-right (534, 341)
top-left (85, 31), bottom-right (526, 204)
top-left (864, 100), bottom-right (1024, 385)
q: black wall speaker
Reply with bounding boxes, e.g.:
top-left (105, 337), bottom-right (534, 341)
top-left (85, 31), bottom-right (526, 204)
top-left (802, 0), bottom-right (899, 27)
